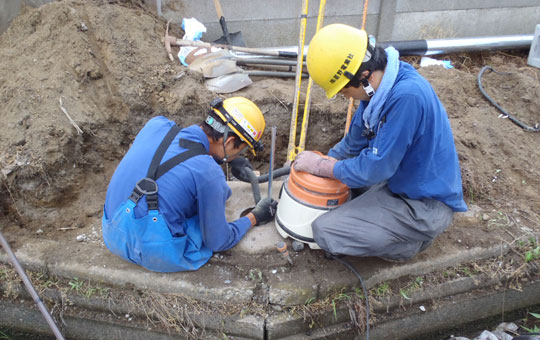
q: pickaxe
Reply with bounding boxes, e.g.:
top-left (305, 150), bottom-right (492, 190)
top-left (164, 20), bottom-right (177, 62)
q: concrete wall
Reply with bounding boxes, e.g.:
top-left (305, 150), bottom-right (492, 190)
top-left (152, 0), bottom-right (540, 47)
top-left (1, 0), bottom-right (539, 47)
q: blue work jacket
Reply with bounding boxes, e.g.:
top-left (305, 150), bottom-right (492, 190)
top-left (329, 62), bottom-right (467, 212)
top-left (104, 117), bottom-right (251, 269)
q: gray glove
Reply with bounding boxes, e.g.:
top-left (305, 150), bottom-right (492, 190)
top-left (250, 197), bottom-right (278, 226)
top-left (293, 151), bottom-right (337, 178)
top-left (230, 157), bottom-right (254, 182)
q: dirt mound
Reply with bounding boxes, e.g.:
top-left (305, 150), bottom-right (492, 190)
top-left (1, 0), bottom-right (539, 254)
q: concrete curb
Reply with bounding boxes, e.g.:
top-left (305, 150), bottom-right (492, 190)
top-left (3, 277), bottom-right (539, 339)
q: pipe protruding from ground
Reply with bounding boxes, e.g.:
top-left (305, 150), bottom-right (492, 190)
top-left (237, 166), bottom-right (291, 204)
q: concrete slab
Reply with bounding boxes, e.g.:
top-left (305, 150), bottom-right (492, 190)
top-left (228, 181), bottom-right (287, 255)
top-left (1, 181), bottom-right (539, 339)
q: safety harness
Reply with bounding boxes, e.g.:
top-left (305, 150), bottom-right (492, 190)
top-left (128, 124), bottom-right (206, 211)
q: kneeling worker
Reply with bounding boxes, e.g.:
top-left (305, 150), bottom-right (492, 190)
top-left (294, 24), bottom-right (467, 262)
top-left (102, 97), bottom-right (277, 272)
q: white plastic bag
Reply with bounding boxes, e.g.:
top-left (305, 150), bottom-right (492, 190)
top-left (178, 18), bottom-right (207, 66)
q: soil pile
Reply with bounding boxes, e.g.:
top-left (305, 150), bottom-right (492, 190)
top-left (0, 0), bottom-right (539, 262)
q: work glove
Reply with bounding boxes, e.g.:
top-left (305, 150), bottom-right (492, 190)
top-left (293, 151), bottom-right (337, 178)
top-left (230, 157), bottom-right (254, 183)
top-left (250, 197), bottom-right (278, 226)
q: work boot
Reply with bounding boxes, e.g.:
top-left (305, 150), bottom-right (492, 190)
top-left (419, 240), bottom-right (433, 253)
top-left (378, 256), bottom-right (407, 264)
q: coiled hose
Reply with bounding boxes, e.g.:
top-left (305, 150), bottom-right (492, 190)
top-left (477, 66), bottom-right (540, 132)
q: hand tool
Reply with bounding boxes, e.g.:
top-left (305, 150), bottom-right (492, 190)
top-left (0, 230), bottom-right (66, 340)
top-left (164, 20), bottom-right (177, 62)
top-left (276, 241), bottom-right (293, 265)
top-left (212, 0), bottom-right (246, 47)
top-left (175, 39), bottom-right (297, 58)
top-left (286, 0), bottom-right (327, 164)
top-left (344, 98), bottom-right (355, 136)
top-left (268, 126), bottom-right (277, 199)
top-left (205, 70), bottom-right (308, 94)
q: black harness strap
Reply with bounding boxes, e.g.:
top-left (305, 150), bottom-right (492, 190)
top-left (146, 125), bottom-right (182, 179)
top-left (129, 124), bottom-right (207, 211)
top-left (154, 139), bottom-right (206, 179)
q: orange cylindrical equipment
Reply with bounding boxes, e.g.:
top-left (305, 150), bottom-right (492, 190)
top-left (275, 160), bottom-right (351, 250)
top-left (287, 160), bottom-right (350, 208)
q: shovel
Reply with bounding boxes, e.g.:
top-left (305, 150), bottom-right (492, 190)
top-left (213, 0), bottom-right (246, 47)
top-left (193, 56), bottom-right (241, 78)
top-left (206, 70), bottom-right (307, 93)
top-left (189, 51), bottom-right (304, 78)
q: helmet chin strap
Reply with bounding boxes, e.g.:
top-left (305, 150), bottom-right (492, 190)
top-left (361, 78), bottom-right (375, 97)
top-left (222, 125), bottom-right (230, 163)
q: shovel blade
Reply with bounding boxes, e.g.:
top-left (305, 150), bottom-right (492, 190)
top-left (214, 31), bottom-right (246, 47)
top-left (188, 50), bottom-right (232, 70)
top-left (200, 59), bottom-right (242, 78)
top-left (205, 73), bottom-right (253, 93)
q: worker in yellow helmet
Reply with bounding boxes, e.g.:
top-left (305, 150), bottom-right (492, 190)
top-left (102, 97), bottom-right (277, 272)
top-left (294, 24), bottom-right (467, 262)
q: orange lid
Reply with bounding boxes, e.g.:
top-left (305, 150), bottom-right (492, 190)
top-left (287, 165), bottom-right (350, 207)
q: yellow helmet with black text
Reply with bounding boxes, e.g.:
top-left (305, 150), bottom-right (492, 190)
top-left (210, 97), bottom-right (266, 155)
top-left (307, 24), bottom-right (371, 98)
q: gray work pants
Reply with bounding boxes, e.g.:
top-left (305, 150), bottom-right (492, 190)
top-left (312, 183), bottom-right (454, 261)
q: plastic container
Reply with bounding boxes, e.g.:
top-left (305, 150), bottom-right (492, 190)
top-left (275, 164), bottom-right (350, 249)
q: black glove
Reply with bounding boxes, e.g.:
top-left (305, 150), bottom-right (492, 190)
top-left (230, 157), bottom-right (254, 182)
top-left (250, 197), bottom-right (278, 226)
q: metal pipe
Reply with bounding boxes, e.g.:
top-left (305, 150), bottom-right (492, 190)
top-left (234, 57), bottom-right (305, 67)
top-left (236, 34), bottom-right (533, 57)
top-left (268, 126), bottom-right (277, 199)
top-left (0, 230), bottom-right (66, 340)
top-left (379, 35), bottom-right (534, 56)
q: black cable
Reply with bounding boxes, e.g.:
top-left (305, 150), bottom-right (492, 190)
top-left (477, 66), bottom-right (540, 132)
top-left (330, 255), bottom-right (370, 340)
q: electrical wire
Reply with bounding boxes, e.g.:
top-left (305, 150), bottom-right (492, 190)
top-left (330, 255), bottom-right (370, 340)
top-left (477, 66), bottom-right (540, 132)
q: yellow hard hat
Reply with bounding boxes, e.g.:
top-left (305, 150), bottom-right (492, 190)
top-left (307, 24), bottom-right (369, 98)
top-left (211, 97), bottom-right (266, 155)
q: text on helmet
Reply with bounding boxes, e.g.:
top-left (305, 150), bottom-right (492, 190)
top-left (329, 53), bottom-right (354, 84)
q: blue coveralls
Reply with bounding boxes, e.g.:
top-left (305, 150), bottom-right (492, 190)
top-left (312, 62), bottom-right (467, 260)
top-left (102, 117), bottom-right (251, 272)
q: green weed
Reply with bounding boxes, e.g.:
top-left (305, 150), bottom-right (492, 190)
top-left (457, 265), bottom-right (476, 277)
top-left (248, 269), bottom-right (262, 281)
top-left (399, 276), bottom-right (424, 300)
top-left (305, 297), bottom-right (316, 305)
top-left (521, 311), bottom-right (540, 333)
top-left (68, 277), bottom-right (84, 293)
top-left (373, 282), bottom-right (390, 298)
top-left (399, 289), bottom-right (411, 300)
top-left (525, 247), bottom-right (540, 262)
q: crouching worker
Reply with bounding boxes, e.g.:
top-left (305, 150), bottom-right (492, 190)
top-left (102, 97), bottom-right (277, 272)
top-left (294, 24), bottom-right (467, 262)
